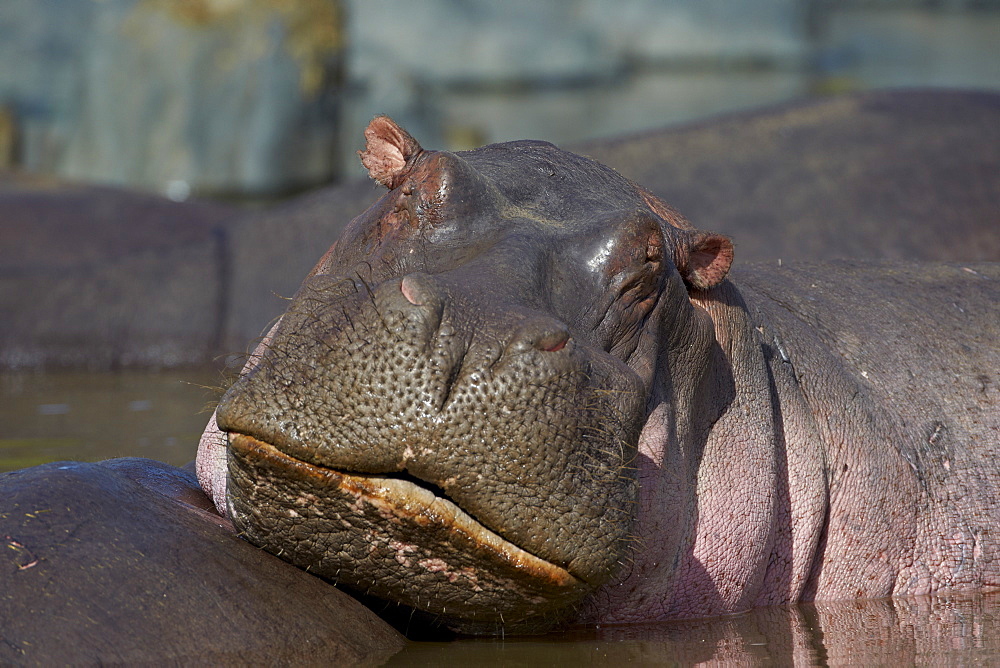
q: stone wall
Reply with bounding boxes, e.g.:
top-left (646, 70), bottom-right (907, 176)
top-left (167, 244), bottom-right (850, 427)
top-left (0, 0), bottom-right (344, 197)
top-left (0, 0), bottom-right (998, 196)
top-left (342, 0), bottom-right (808, 166)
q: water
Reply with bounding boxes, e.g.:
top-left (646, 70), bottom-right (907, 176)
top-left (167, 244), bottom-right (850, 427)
top-left (3, 371), bottom-right (999, 663)
top-left (0, 369), bottom-right (223, 472)
top-left (389, 593), bottom-right (1000, 664)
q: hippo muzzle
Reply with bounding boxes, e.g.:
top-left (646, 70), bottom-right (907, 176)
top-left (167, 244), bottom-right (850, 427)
top-left (216, 269), bottom-right (644, 632)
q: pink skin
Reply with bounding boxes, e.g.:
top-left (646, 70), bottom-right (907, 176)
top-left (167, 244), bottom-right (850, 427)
top-left (197, 320), bottom-right (281, 518)
top-left (575, 290), bottom-right (829, 621)
top-left (195, 411), bottom-right (228, 517)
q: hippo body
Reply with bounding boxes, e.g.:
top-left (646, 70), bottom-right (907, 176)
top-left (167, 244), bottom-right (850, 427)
top-left (587, 259), bottom-right (1000, 624)
top-left (200, 117), bottom-right (1000, 634)
top-left (0, 458), bottom-right (405, 663)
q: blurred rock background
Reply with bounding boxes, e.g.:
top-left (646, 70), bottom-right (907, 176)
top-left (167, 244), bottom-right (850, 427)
top-left (1, 1), bottom-right (997, 470)
top-left (1, 0), bottom-right (998, 198)
top-left (1, 0), bottom-right (999, 371)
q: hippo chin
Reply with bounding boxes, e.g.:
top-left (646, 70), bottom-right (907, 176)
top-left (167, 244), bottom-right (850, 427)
top-left (199, 116), bottom-right (1000, 635)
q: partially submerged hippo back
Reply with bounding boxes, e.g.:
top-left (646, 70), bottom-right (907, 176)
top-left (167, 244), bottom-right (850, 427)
top-left (203, 117), bottom-right (1000, 634)
top-left (0, 458), bottom-right (405, 663)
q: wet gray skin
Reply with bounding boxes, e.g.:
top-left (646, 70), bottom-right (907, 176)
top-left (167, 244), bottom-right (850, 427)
top-left (213, 117), bottom-right (735, 633)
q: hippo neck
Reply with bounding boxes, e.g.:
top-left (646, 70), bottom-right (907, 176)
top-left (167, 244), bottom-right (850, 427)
top-left (581, 280), bottom-right (827, 623)
top-left (668, 282), bottom-right (791, 615)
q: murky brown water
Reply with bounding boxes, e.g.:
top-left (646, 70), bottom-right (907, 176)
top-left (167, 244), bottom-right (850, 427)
top-left (0, 369), bottom-right (223, 472)
top-left (3, 371), bottom-right (999, 664)
top-left (390, 593), bottom-right (1000, 665)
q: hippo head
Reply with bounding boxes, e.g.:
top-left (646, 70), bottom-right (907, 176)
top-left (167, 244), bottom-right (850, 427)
top-left (213, 117), bottom-right (733, 634)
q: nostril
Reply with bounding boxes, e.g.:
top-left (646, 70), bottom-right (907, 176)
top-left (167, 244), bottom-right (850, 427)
top-left (393, 273), bottom-right (444, 334)
top-left (401, 275), bottom-right (424, 305)
top-left (536, 329), bottom-right (570, 352)
top-left (505, 319), bottom-right (572, 356)
top-left (399, 273), bottom-right (442, 309)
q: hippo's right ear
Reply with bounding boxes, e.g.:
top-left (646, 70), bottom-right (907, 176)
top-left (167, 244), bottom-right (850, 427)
top-left (358, 115), bottom-right (424, 189)
top-left (676, 230), bottom-right (734, 290)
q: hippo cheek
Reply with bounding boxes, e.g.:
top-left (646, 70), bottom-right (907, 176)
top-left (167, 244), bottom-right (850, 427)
top-left (225, 433), bottom-right (590, 633)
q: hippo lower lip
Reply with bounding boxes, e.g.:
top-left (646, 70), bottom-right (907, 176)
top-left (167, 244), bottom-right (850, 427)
top-left (225, 432), bottom-right (588, 627)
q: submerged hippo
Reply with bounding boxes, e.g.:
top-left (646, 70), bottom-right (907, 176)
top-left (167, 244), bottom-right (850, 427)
top-left (198, 117), bottom-right (1000, 634)
top-left (0, 458), bottom-right (405, 663)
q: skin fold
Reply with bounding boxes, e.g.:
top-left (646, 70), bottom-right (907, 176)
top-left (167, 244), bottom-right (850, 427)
top-left (199, 116), bottom-right (1000, 634)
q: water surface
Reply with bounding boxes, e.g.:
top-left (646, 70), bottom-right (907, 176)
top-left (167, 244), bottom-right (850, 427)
top-left (390, 593), bottom-right (1000, 665)
top-left (3, 371), bottom-right (999, 664)
top-left (0, 369), bottom-right (222, 471)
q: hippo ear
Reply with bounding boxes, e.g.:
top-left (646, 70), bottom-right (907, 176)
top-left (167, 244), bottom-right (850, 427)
top-left (677, 230), bottom-right (734, 290)
top-left (358, 115), bottom-right (424, 189)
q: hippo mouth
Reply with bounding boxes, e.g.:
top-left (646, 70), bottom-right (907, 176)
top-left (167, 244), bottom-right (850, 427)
top-left (225, 433), bottom-right (590, 631)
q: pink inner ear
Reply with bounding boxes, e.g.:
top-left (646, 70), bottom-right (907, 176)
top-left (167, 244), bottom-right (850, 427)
top-left (358, 116), bottom-right (423, 188)
top-left (687, 233), bottom-right (734, 290)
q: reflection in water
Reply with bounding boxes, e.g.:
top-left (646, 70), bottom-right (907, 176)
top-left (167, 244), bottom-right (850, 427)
top-left (390, 593), bottom-right (1000, 665)
top-left (0, 370), bottom-right (224, 472)
top-left (3, 373), bottom-right (999, 663)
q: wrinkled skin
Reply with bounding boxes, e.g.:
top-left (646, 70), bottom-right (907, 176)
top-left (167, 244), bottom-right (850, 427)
top-left (199, 117), bottom-right (1000, 634)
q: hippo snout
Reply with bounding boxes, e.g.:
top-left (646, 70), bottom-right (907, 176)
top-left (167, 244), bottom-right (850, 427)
top-left (216, 270), bottom-right (592, 474)
top-left (214, 267), bottom-right (643, 630)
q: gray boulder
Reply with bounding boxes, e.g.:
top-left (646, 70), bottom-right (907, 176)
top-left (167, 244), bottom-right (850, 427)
top-left (0, 171), bottom-right (237, 368)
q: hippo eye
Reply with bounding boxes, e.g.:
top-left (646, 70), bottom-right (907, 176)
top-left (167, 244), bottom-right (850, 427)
top-left (623, 274), bottom-right (654, 299)
top-left (389, 175), bottom-right (446, 230)
top-left (581, 224), bottom-right (664, 358)
top-left (412, 180), bottom-right (448, 227)
top-left (609, 221), bottom-right (664, 297)
top-left (608, 221), bottom-right (667, 336)
top-left (614, 256), bottom-right (662, 308)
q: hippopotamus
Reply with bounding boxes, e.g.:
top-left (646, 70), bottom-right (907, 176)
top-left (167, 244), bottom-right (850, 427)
top-left (0, 458), bottom-right (405, 663)
top-left (198, 116), bottom-right (1000, 635)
